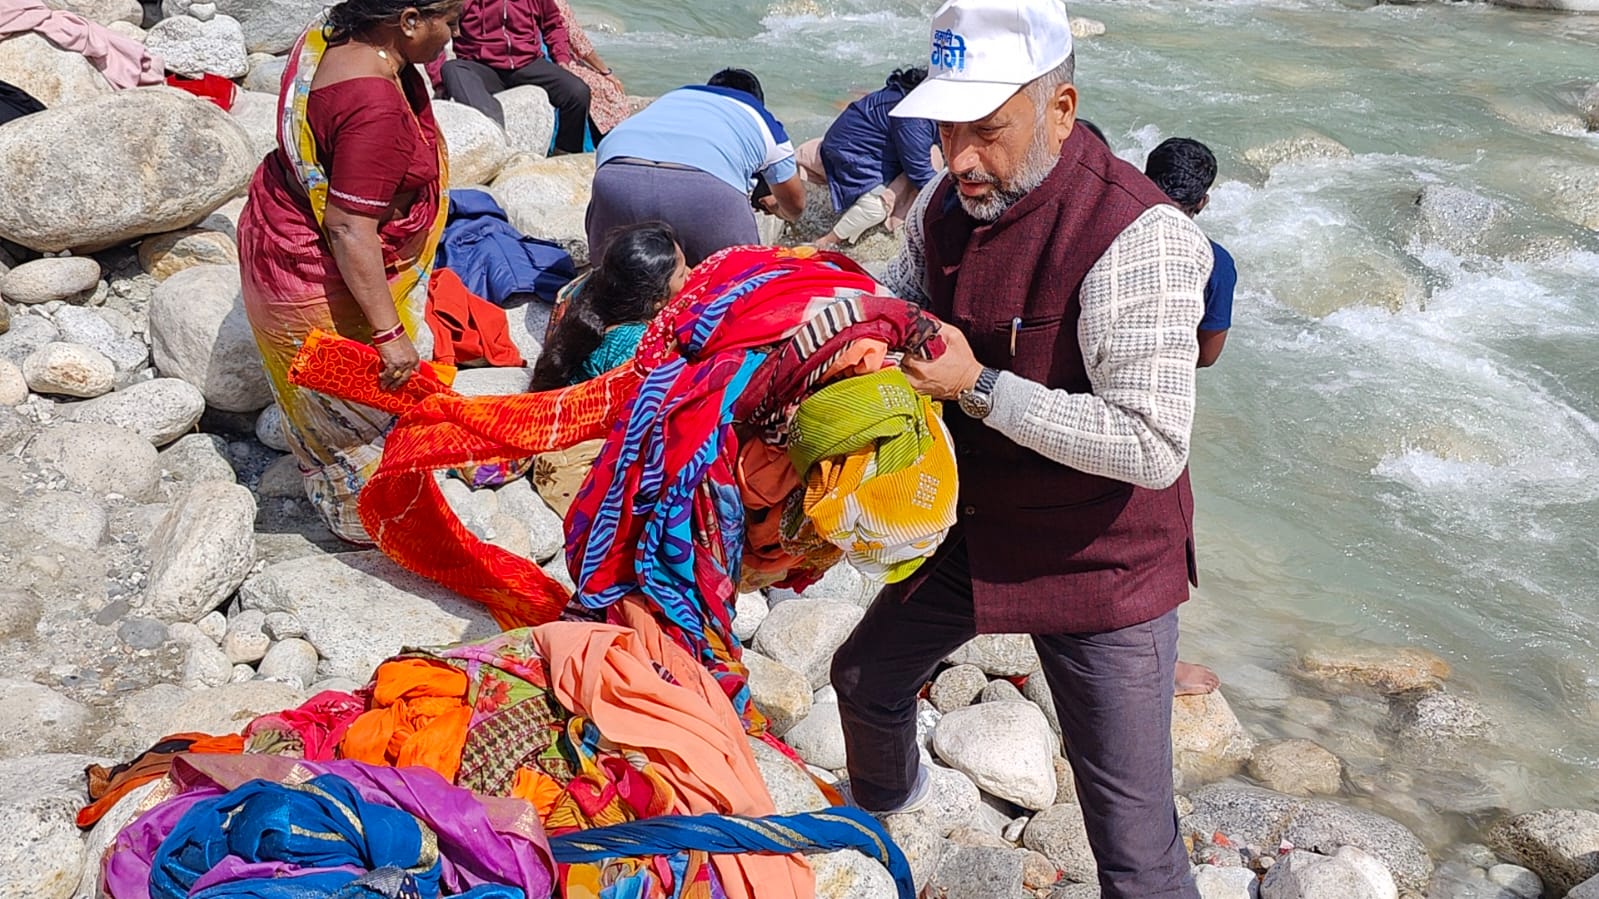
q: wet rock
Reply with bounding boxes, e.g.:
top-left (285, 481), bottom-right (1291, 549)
top-left (1414, 185), bottom-right (1510, 256)
top-left (0, 88), bottom-right (255, 253)
top-left (0, 358), bottom-right (19, 405)
top-left (149, 264), bottom-right (272, 413)
top-left (752, 598), bottom-right (864, 689)
top-left (946, 634), bottom-right (1040, 677)
top-left (159, 433), bottom-right (237, 489)
top-left (1582, 83), bottom-right (1599, 132)
top-left (1186, 785), bottom-right (1433, 893)
top-left (744, 649), bottom-right (812, 736)
top-left (139, 227), bottom-right (240, 282)
top-left (731, 591), bottom-right (769, 641)
top-left (1247, 739), bottom-right (1342, 796)
top-left (811, 848), bottom-right (899, 899)
top-left (0, 678), bottom-right (93, 756)
top-left (34, 421), bottom-right (160, 498)
top-left (238, 551), bottom-right (499, 681)
top-left (1023, 802), bottom-right (1096, 885)
top-left (933, 701), bottom-right (1058, 810)
top-left (67, 378), bottom-right (206, 446)
top-left (1260, 848), bottom-right (1394, 899)
top-left (930, 663), bottom-right (987, 712)
top-left (23, 341), bottom-right (115, 397)
top-left (1070, 16), bottom-right (1106, 38)
top-left (0, 256), bottom-right (100, 304)
top-left (0, 753), bottom-right (107, 899)
top-left (1485, 863), bottom-right (1541, 898)
top-left (1298, 644), bottom-right (1450, 695)
top-left (144, 481), bottom-right (257, 622)
top-left (1488, 808), bottom-right (1599, 896)
top-left (927, 844), bottom-right (1025, 899)
top-left (22, 490), bottom-right (107, 549)
top-left (491, 153), bottom-right (596, 266)
top-left (1172, 690), bottom-right (1257, 779)
top-left (434, 100), bottom-right (511, 188)
top-left (748, 734), bottom-right (826, 814)
top-left (1241, 134), bottom-right (1353, 173)
top-left (499, 85), bottom-right (556, 159)
top-left (144, 12), bottom-right (248, 78)
top-left (1391, 689), bottom-right (1494, 750)
top-left (0, 33), bottom-right (114, 109)
top-left (1193, 863), bottom-right (1258, 899)
top-left (258, 637), bottom-right (318, 687)
top-left (785, 701), bottom-right (846, 770)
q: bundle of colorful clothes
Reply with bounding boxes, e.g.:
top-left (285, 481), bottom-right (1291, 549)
top-left (288, 246), bottom-right (957, 721)
top-left (86, 609), bottom-right (913, 899)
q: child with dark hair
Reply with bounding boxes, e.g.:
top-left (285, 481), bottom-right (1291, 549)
top-left (804, 66), bottom-right (943, 249)
top-left (531, 221), bottom-right (687, 390)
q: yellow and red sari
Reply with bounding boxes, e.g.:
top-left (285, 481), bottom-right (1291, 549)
top-left (237, 20), bottom-right (449, 542)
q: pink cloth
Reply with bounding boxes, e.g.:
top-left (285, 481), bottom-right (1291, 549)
top-left (0, 0), bottom-right (164, 91)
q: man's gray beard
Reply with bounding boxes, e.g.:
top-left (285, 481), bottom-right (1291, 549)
top-left (957, 130), bottom-right (1059, 222)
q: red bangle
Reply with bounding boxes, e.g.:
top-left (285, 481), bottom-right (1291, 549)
top-left (371, 323), bottom-right (405, 346)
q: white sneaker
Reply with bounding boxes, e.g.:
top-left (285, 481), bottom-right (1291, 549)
top-left (839, 763), bottom-right (934, 816)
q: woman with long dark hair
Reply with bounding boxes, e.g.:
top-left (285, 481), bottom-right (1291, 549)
top-left (238, 0), bottom-right (461, 542)
top-left (530, 222), bottom-right (687, 390)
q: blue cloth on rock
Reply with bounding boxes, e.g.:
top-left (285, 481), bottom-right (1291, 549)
top-left (437, 189), bottom-right (576, 306)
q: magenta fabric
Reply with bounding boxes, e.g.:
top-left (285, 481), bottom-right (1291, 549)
top-left (102, 756), bottom-right (555, 899)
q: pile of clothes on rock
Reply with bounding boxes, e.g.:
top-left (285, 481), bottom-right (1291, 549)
top-left (81, 247), bottom-right (953, 899)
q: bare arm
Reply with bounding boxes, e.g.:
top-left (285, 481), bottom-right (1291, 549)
top-left (1196, 328), bottom-right (1228, 367)
top-left (768, 174), bottom-right (806, 222)
top-left (323, 205), bottom-right (419, 389)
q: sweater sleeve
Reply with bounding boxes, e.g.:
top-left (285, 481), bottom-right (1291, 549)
top-left (537, 0), bottom-right (572, 64)
top-left (983, 205), bottom-right (1212, 489)
top-left (883, 176), bottom-right (940, 306)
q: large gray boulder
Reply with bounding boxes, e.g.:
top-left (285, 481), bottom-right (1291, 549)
top-left (434, 100), bottom-right (511, 187)
top-left (229, 89), bottom-right (280, 160)
top-left (0, 33), bottom-right (113, 109)
top-left (1488, 808), bottom-right (1599, 896)
top-left (143, 13), bottom-right (248, 78)
top-left (500, 85), bottom-right (556, 158)
top-left (238, 551), bottom-right (500, 681)
top-left (143, 481), bottom-right (258, 622)
top-left (490, 153), bottom-right (595, 266)
top-left (44, 0), bottom-right (142, 25)
top-left (149, 264), bottom-right (272, 412)
top-left (1186, 785), bottom-right (1433, 893)
top-left (0, 754), bottom-right (109, 899)
top-left (33, 421), bottom-right (160, 498)
top-left (65, 378), bottom-right (205, 446)
top-left (163, 0), bottom-right (325, 54)
top-left (0, 88), bottom-right (255, 252)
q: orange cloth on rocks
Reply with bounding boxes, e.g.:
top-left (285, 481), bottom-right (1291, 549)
top-left (531, 599), bottom-right (812, 899)
top-left (340, 658), bottom-right (473, 782)
top-left (426, 268), bottom-right (525, 368)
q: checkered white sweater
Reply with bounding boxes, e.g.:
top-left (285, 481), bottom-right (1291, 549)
top-left (886, 185), bottom-right (1213, 490)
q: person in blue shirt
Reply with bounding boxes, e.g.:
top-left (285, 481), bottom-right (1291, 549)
top-left (810, 66), bottom-right (942, 250)
top-left (586, 68), bottom-right (806, 266)
top-left (1145, 137), bottom-right (1235, 368)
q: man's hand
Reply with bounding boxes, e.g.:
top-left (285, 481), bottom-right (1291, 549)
top-left (756, 194), bottom-right (780, 215)
top-left (902, 321), bottom-right (984, 400)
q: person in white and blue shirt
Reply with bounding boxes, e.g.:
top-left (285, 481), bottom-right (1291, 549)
top-left (586, 68), bottom-right (807, 266)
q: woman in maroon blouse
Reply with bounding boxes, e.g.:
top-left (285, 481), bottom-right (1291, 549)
top-left (237, 0), bottom-right (462, 543)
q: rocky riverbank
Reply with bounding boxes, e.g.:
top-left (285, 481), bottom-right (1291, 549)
top-left (5, 4), bottom-right (1599, 898)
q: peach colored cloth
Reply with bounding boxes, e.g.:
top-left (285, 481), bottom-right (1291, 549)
top-left (0, 0), bottom-right (164, 90)
top-left (532, 599), bottom-right (812, 899)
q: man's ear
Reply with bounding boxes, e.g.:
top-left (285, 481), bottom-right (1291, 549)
top-left (1051, 82), bottom-right (1078, 149)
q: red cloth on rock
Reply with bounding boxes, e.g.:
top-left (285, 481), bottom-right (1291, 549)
top-left (426, 268), bottom-right (525, 368)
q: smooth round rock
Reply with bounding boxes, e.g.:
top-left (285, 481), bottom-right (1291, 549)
top-left (34, 421), bottom-right (160, 498)
top-left (258, 637), bottom-right (318, 686)
top-left (23, 341), bottom-right (114, 397)
top-left (139, 228), bottom-right (239, 282)
top-left (65, 378), bottom-right (205, 446)
top-left (0, 256), bottom-right (100, 305)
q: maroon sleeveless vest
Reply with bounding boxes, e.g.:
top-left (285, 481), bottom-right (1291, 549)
top-left (923, 125), bottom-right (1196, 635)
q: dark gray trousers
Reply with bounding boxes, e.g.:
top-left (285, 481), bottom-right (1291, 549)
top-left (831, 538), bottom-right (1199, 899)
top-left (585, 160), bottom-right (760, 267)
top-left (440, 57), bottom-right (592, 154)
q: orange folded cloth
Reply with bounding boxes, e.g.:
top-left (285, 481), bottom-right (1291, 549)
top-left (426, 268), bottom-right (525, 368)
top-left (340, 658), bottom-right (473, 782)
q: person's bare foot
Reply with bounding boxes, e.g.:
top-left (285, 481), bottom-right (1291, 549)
top-left (1175, 660), bottom-right (1220, 696)
top-left (812, 232), bottom-right (844, 251)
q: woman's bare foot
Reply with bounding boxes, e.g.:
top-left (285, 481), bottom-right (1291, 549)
top-left (1175, 660), bottom-right (1220, 696)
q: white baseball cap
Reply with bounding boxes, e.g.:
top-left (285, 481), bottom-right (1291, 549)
top-left (890, 0), bottom-right (1074, 123)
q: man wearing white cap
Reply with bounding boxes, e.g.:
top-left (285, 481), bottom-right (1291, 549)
top-left (829, 0), bottom-right (1211, 895)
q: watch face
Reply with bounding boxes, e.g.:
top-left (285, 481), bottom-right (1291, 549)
top-left (959, 391), bottom-right (991, 419)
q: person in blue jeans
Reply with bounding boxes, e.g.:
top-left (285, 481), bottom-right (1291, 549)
top-left (1145, 137), bottom-right (1235, 368)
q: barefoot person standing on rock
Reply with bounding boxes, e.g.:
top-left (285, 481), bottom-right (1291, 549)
top-left (237, 0), bottom-right (461, 543)
top-left (830, 1), bottom-right (1212, 896)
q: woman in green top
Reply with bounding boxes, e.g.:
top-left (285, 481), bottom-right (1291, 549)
top-left (530, 222), bottom-right (688, 389)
